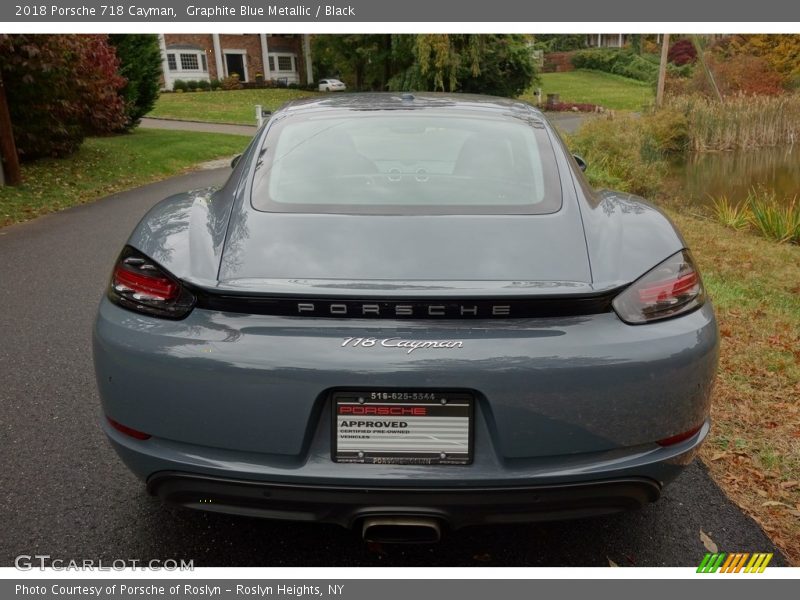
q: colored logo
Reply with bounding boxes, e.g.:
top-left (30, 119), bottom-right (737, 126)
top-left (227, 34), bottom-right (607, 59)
top-left (697, 553), bottom-right (773, 573)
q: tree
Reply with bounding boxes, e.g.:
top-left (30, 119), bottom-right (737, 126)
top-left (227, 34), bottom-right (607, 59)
top-left (413, 34), bottom-right (482, 92)
top-left (532, 34), bottom-right (587, 52)
top-left (312, 35), bottom-right (389, 90)
top-left (390, 35), bottom-right (537, 96)
top-left (723, 34), bottom-right (800, 87)
top-left (314, 34), bottom-right (538, 97)
top-left (0, 34), bottom-right (126, 160)
top-left (109, 34), bottom-right (163, 130)
top-left (458, 35), bottom-right (539, 98)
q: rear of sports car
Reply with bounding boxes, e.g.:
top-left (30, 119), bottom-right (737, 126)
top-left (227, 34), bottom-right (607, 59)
top-left (93, 95), bottom-right (718, 541)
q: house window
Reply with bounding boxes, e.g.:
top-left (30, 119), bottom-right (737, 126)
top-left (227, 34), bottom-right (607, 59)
top-left (268, 56), bottom-right (275, 71)
top-left (201, 54), bottom-right (207, 71)
top-left (180, 53), bottom-right (199, 70)
top-left (277, 56), bottom-right (293, 71)
top-left (167, 53), bottom-right (177, 71)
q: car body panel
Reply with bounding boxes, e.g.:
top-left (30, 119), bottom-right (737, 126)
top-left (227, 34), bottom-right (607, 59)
top-left (94, 299), bottom-right (717, 459)
top-left (127, 96), bottom-right (685, 295)
top-left (95, 93), bottom-right (718, 527)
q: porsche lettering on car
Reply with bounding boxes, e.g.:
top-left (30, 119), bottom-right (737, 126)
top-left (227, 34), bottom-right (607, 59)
top-left (93, 93), bottom-right (718, 543)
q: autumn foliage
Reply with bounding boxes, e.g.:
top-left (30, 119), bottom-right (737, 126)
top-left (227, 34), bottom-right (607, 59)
top-left (691, 55), bottom-right (786, 96)
top-left (0, 34), bottom-right (126, 160)
top-left (668, 39), bottom-right (697, 66)
top-left (722, 34), bottom-right (800, 86)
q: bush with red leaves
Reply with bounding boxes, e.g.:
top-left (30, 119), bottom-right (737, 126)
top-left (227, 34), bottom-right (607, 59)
top-left (0, 34), bottom-right (126, 160)
top-left (545, 102), bottom-right (599, 112)
top-left (668, 39), bottom-right (697, 66)
top-left (689, 54), bottom-right (785, 96)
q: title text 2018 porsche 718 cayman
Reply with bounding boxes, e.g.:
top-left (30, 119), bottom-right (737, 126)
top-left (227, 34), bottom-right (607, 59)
top-left (93, 93), bottom-right (718, 543)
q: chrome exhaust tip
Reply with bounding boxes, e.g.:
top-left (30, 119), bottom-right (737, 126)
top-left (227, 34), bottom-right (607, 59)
top-left (361, 516), bottom-right (443, 544)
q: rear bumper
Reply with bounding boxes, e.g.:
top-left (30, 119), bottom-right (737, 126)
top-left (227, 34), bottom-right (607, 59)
top-left (94, 299), bottom-right (719, 460)
top-left (147, 471), bottom-right (661, 528)
top-left (95, 298), bottom-right (717, 525)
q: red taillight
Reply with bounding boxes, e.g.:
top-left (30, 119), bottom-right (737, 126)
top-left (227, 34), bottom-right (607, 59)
top-left (612, 250), bottom-right (705, 324)
top-left (113, 265), bottom-right (178, 301)
top-left (657, 424), bottom-right (703, 447)
top-left (107, 246), bottom-right (195, 319)
top-left (638, 272), bottom-right (699, 304)
top-left (107, 416), bottom-right (151, 440)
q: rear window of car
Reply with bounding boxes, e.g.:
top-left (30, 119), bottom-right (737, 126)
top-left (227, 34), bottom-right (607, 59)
top-left (250, 110), bottom-right (562, 215)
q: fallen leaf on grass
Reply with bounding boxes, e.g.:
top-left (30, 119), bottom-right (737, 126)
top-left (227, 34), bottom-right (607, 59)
top-left (710, 452), bottom-right (728, 461)
top-left (762, 501), bottom-right (793, 508)
top-left (607, 557), bottom-right (619, 567)
top-left (780, 481), bottom-right (798, 490)
top-left (700, 530), bottom-right (718, 553)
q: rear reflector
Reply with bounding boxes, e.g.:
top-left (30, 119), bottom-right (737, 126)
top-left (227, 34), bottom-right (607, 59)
top-left (657, 424), bottom-right (703, 447)
top-left (107, 416), bottom-right (151, 440)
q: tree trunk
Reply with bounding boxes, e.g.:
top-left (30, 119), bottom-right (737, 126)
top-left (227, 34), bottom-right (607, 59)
top-left (0, 70), bottom-right (21, 186)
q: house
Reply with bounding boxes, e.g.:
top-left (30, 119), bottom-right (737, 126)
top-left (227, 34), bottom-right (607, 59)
top-left (157, 34), bottom-right (313, 90)
top-left (586, 34), bottom-right (629, 48)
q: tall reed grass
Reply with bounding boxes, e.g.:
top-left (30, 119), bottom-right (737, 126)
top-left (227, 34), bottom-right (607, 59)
top-left (712, 187), bottom-right (800, 244)
top-left (665, 94), bottom-right (800, 152)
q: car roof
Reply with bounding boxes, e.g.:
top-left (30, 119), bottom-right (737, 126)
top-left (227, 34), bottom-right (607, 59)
top-left (276, 92), bottom-right (545, 121)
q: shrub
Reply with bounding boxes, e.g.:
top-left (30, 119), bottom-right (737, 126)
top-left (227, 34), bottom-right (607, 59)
top-left (209, 79), bottom-right (222, 90)
top-left (0, 34), bottom-right (126, 160)
top-left (566, 113), bottom-right (666, 197)
top-left (545, 102), bottom-right (599, 112)
top-left (640, 108), bottom-right (689, 156)
top-left (688, 55), bottom-right (784, 96)
top-left (221, 74), bottom-right (242, 90)
top-left (172, 79), bottom-right (188, 92)
top-left (570, 48), bottom-right (658, 82)
top-left (76, 35), bottom-right (128, 136)
top-left (108, 34), bottom-right (162, 130)
top-left (711, 34), bottom-right (800, 88)
top-left (186, 80), bottom-right (199, 91)
top-left (197, 79), bottom-right (211, 91)
top-left (533, 35), bottom-right (587, 52)
top-left (668, 39), bottom-right (697, 66)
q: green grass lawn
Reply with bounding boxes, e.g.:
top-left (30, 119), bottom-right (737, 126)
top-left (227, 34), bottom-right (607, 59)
top-left (148, 88), bottom-right (322, 125)
top-left (519, 70), bottom-right (654, 111)
top-left (0, 129), bottom-right (249, 227)
top-left (151, 77), bottom-right (648, 125)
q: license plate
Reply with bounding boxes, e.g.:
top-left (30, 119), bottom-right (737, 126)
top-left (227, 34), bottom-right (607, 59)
top-left (332, 390), bottom-right (473, 465)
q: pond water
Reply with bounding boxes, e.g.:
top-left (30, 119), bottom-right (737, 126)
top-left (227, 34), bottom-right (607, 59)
top-left (668, 146), bottom-right (800, 211)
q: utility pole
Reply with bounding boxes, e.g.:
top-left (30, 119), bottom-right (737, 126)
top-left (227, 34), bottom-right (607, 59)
top-left (656, 33), bottom-right (670, 109)
top-left (693, 34), bottom-right (723, 102)
top-left (0, 70), bottom-right (21, 186)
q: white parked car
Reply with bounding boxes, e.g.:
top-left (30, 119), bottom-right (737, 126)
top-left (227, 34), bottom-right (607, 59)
top-left (319, 78), bottom-right (347, 92)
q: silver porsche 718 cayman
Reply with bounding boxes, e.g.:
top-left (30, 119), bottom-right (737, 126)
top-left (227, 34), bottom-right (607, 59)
top-left (93, 93), bottom-right (718, 543)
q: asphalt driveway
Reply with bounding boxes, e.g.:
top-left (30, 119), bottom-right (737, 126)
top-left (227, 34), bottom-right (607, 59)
top-left (0, 168), bottom-right (786, 567)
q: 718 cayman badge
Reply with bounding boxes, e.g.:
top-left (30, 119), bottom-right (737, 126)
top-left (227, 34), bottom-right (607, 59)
top-left (341, 337), bottom-right (464, 353)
